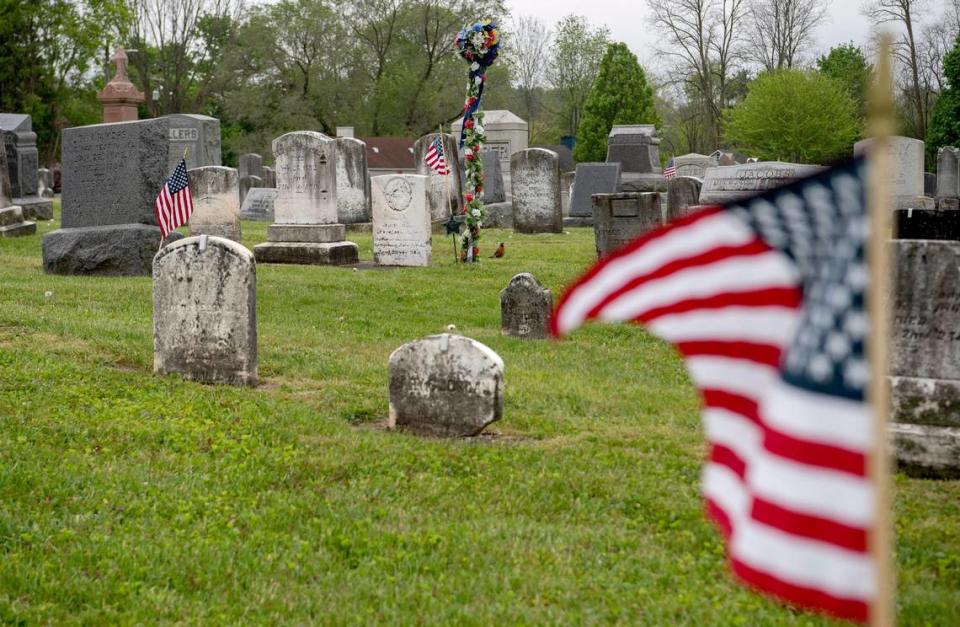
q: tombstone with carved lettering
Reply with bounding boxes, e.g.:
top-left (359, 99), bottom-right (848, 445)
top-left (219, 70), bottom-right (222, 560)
top-left (43, 117), bottom-right (170, 275)
top-left (188, 166), bottom-right (240, 241)
top-left (511, 148), bottom-right (562, 234)
top-left (336, 137), bottom-right (371, 224)
top-left (570, 163), bottom-right (620, 219)
top-left (501, 273), bottom-right (552, 339)
top-left (253, 131), bottom-right (358, 265)
top-left (389, 333), bottom-right (504, 437)
top-left (666, 176), bottom-right (703, 221)
top-left (855, 136), bottom-right (930, 209)
top-left (0, 113), bottom-right (52, 220)
top-left (593, 192), bottom-right (662, 259)
top-left (372, 174), bottom-right (430, 266)
top-left (890, 239), bottom-right (960, 475)
top-left (162, 113), bottom-right (221, 172)
top-left (699, 161), bottom-right (823, 205)
top-left (673, 153), bottom-right (712, 179)
top-left (239, 187), bottom-right (278, 222)
top-left (414, 132), bottom-right (464, 221)
top-left (0, 145), bottom-right (35, 237)
top-left (153, 235), bottom-right (257, 386)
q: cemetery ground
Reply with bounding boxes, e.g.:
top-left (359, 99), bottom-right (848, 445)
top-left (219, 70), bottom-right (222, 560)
top-left (0, 206), bottom-right (958, 625)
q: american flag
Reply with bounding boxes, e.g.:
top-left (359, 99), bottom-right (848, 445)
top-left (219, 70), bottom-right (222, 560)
top-left (154, 159), bottom-right (194, 239)
top-left (551, 158), bottom-right (878, 622)
top-left (664, 157), bottom-right (677, 179)
top-left (424, 136), bottom-right (450, 175)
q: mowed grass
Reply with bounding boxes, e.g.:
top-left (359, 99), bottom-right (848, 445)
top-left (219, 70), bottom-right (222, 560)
top-left (0, 203), bottom-right (957, 625)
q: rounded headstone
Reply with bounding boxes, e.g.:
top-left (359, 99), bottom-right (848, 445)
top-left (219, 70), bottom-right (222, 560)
top-left (372, 174), bottom-right (430, 266)
top-left (500, 273), bottom-right (552, 339)
top-left (666, 176), bottom-right (703, 222)
top-left (511, 148), bottom-right (562, 234)
top-left (188, 166), bottom-right (240, 241)
top-left (936, 146), bottom-right (959, 200)
top-left (273, 131), bottom-right (337, 225)
top-left (335, 137), bottom-right (372, 223)
top-left (389, 334), bottom-right (504, 437)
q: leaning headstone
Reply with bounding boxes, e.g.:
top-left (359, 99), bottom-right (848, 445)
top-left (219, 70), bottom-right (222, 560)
top-left (0, 113), bottom-right (52, 219)
top-left (239, 188), bottom-right (278, 222)
top-left (335, 136), bottom-right (371, 224)
top-left (666, 176), bottom-right (703, 222)
top-left (855, 136), bottom-right (925, 209)
top-left (593, 192), bottom-right (662, 258)
top-left (414, 133), bottom-right (464, 221)
top-left (511, 148), bottom-right (562, 234)
top-left (895, 209), bottom-right (960, 240)
top-left (570, 163), bottom-right (621, 218)
top-left (500, 273), bottom-right (552, 339)
top-left (162, 113), bottom-right (221, 172)
top-left (699, 161), bottom-right (823, 205)
top-left (238, 153), bottom-right (263, 180)
top-left (371, 174), bottom-right (430, 266)
top-left (253, 131), bottom-right (358, 265)
top-left (153, 235), bottom-right (257, 386)
top-left (890, 239), bottom-right (960, 475)
top-left (188, 166), bottom-right (241, 241)
top-left (37, 168), bottom-right (54, 198)
top-left (43, 117), bottom-right (169, 275)
top-left (673, 153), bottom-right (712, 178)
top-left (481, 150), bottom-right (505, 203)
top-left (936, 146), bottom-right (959, 208)
top-left (388, 334), bottom-right (504, 437)
top-left (0, 147), bottom-right (35, 237)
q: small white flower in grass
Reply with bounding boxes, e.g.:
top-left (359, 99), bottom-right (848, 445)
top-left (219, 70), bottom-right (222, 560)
top-left (44, 290), bottom-right (53, 298)
top-left (447, 324), bottom-right (457, 331)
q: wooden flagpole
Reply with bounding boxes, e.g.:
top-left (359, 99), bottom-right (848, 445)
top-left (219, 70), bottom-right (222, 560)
top-left (866, 33), bottom-right (895, 627)
top-left (440, 124), bottom-right (459, 263)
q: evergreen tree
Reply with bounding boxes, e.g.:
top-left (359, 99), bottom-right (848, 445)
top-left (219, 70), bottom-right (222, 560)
top-left (928, 36), bottom-right (960, 158)
top-left (572, 43), bottom-right (659, 163)
top-left (816, 43), bottom-right (871, 119)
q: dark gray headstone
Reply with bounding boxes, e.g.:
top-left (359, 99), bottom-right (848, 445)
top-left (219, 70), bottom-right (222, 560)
top-left (162, 113), bottom-right (221, 172)
top-left (0, 113), bottom-right (38, 197)
top-left (533, 145), bottom-right (575, 172)
top-left (570, 163), bottom-right (620, 217)
top-left (481, 150), bottom-right (505, 203)
top-left (925, 172), bottom-right (937, 197)
top-left (261, 166), bottom-right (276, 188)
top-left (240, 175), bottom-right (263, 205)
top-left (60, 118), bottom-right (169, 228)
top-left (593, 192), bottom-right (662, 258)
top-left (511, 148), bottom-right (561, 234)
top-left (936, 146), bottom-right (959, 200)
top-left (500, 273), bottom-right (552, 339)
top-left (43, 224), bottom-right (163, 275)
top-left (666, 176), bottom-right (703, 222)
top-left (606, 125), bottom-right (660, 174)
top-left (240, 188), bottom-right (278, 222)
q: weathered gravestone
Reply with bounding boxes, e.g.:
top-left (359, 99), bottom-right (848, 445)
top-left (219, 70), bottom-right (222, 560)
top-left (153, 235), bottom-right (257, 386)
top-left (388, 333), bottom-right (504, 437)
top-left (262, 166), bottom-right (276, 188)
top-left (188, 166), bottom-right (240, 241)
top-left (570, 163), bottom-right (621, 219)
top-left (253, 131), bottom-right (358, 265)
top-left (239, 174), bottom-right (262, 206)
top-left (239, 153), bottom-right (263, 180)
top-left (0, 113), bottom-right (52, 219)
top-left (500, 273), bottom-right (552, 339)
top-left (414, 132), bottom-right (464, 221)
top-left (371, 174), bottom-right (430, 266)
top-left (673, 153), bottom-right (712, 178)
top-left (483, 201), bottom-right (513, 228)
top-left (37, 168), bottom-right (54, 198)
top-left (895, 209), bottom-right (960, 241)
top-left (855, 136), bottom-right (929, 209)
top-left (239, 188), bottom-right (278, 222)
top-left (560, 171), bottom-right (575, 216)
top-left (162, 113), bottom-right (221, 172)
top-left (0, 146), bottom-right (35, 237)
top-left (606, 125), bottom-right (667, 195)
top-left (511, 148), bottom-right (562, 234)
top-left (699, 161), bottom-right (823, 205)
top-left (481, 150), bottom-right (505, 203)
top-left (925, 173), bottom-right (937, 198)
top-left (936, 146), bottom-right (959, 210)
top-left (335, 136), bottom-right (371, 224)
top-left (593, 192), bottom-right (662, 258)
top-left (889, 239), bottom-right (960, 475)
top-left (43, 117), bottom-right (169, 275)
top-left (666, 176), bottom-right (703, 222)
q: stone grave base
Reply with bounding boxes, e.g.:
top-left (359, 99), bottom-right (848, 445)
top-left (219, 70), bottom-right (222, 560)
top-left (267, 223), bottom-right (345, 243)
top-left (253, 241), bottom-right (358, 265)
top-left (619, 172), bottom-right (667, 193)
top-left (190, 225), bottom-right (240, 242)
top-left (484, 202), bottom-right (513, 229)
top-left (16, 196), bottom-right (54, 221)
top-left (895, 195), bottom-right (935, 211)
top-left (239, 210), bottom-right (273, 222)
top-left (891, 423), bottom-right (960, 478)
top-left (937, 198), bottom-right (959, 211)
top-left (894, 209), bottom-right (960, 240)
top-left (345, 222), bottom-right (373, 233)
top-left (563, 216), bottom-right (593, 228)
top-left (0, 221), bottom-right (36, 238)
top-left (43, 224), bottom-right (162, 275)
top-left (890, 375), bottom-right (960, 427)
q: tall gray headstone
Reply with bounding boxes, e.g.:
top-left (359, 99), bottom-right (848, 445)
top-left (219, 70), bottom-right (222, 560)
top-left (188, 166), bottom-right (241, 241)
top-left (666, 176), bottom-right (703, 222)
top-left (0, 113), bottom-right (52, 219)
top-left (936, 146), bottom-right (959, 201)
top-left (0, 146), bottom-right (35, 237)
top-left (890, 239), bottom-right (960, 475)
top-left (240, 174), bottom-right (262, 205)
top-left (570, 163), bottom-right (621, 218)
top-left (511, 148), bottom-right (562, 234)
top-left (371, 174), bottom-right (430, 266)
top-left (153, 235), bottom-right (257, 386)
top-left (238, 153), bottom-right (263, 180)
top-left (855, 136), bottom-right (926, 209)
top-left (593, 193), bottom-right (662, 258)
top-left (500, 273), bottom-right (552, 339)
top-left (253, 131), bottom-right (358, 265)
top-left (606, 125), bottom-right (660, 174)
top-left (699, 162), bottom-right (823, 205)
top-left (481, 150), bottom-right (505, 203)
top-left (389, 334), bottom-right (504, 437)
top-left (261, 166), bottom-right (276, 188)
top-left (239, 188), bottom-right (278, 222)
top-left (414, 133), bottom-right (464, 221)
top-left (335, 137), bottom-right (371, 224)
top-left (163, 113), bottom-right (221, 172)
top-left (43, 118), bottom-right (170, 275)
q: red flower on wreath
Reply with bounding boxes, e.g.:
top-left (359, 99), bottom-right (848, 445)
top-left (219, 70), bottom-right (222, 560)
top-left (465, 119), bottom-right (475, 129)
top-left (465, 192), bottom-right (475, 202)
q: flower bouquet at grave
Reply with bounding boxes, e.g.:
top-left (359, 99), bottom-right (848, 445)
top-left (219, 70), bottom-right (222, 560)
top-left (454, 18), bottom-right (500, 263)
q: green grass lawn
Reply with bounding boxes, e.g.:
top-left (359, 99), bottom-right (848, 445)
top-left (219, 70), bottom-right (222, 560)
top-left (0, 203), bottom-right (957, 625)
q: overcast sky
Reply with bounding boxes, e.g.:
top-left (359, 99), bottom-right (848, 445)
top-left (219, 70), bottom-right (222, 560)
top-left (504, 1), bottom-right (952, 71)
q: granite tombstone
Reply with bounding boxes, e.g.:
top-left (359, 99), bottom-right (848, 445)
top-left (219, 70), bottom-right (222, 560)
top-left (593, 192), bottom-right (662, 258)
top-left (188, 166), bottom-right (240, 241)
top-left (0, 113), bottom-right (52, 219)
top-left (481, 150), bottom-right (505, 203)
top-left (500, 273), bottom-right (552, 339)
top-left (335, 136), bottom-right (371, 224)
top-left (570, 163), bottom-right (621, 218)
top-left (239, 187), bottom-right (278, 222)
top-left (699, 161), bottom-right (822, 205)
top-left (0, 146), bottom-right (35, 237)
top-left (371, 174), bottom-right (430, 266)
top-left (511, 148), bottom-right (562, 234)
top-left (163, 113), bottom-right (221, 171)
top-left (666, 176), bottom-right (703, 221)
top-left (673, 153), bottom-right (712, 178)
top-left (855, 136), bottom-right (927, 209)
